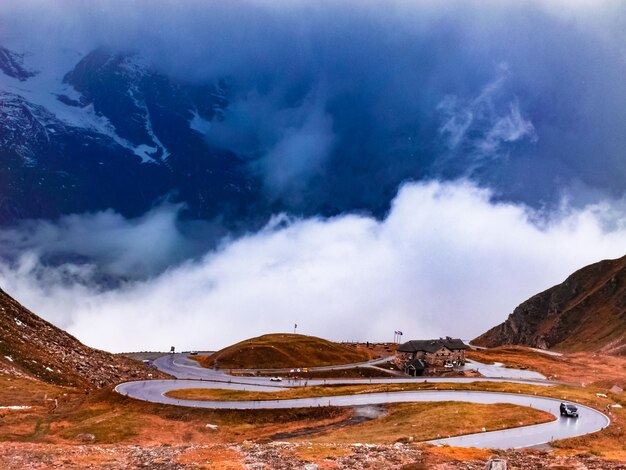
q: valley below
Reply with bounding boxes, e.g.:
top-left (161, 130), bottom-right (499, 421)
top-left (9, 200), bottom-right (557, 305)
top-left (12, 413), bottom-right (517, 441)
top-left (1, 323), bottom-right (625, 468)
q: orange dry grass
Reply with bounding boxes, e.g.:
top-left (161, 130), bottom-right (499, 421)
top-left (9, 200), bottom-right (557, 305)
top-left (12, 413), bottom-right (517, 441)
top-left (175, 445), bottom-right (245, 469)
top-left (166, 380), bottom-right (566, 403)
top-left (304, 402), bottom-right (553, 444)
top-left (292, 444), bottom-right (353, 465)
top-left (425, 444), bottom-right (492, 461)
top-left (0, 375), bottom-right (72, 406)
top-left (0, 442), bottom-right (246, 469)
top-left (467, 346), bottom-right (626, 387)
top-left (0, 376), bottom-right (350, 445)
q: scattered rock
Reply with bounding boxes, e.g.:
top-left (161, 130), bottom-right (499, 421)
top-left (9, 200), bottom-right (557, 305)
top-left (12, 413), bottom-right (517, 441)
top-left (485, 458), bottom-right (507, 470)
top-left (0, 442), bottom-right (624, 469)
top-left (76, 433), bottom-right (95, 443)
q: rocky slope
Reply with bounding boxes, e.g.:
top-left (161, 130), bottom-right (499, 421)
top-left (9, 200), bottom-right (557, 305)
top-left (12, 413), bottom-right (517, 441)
top-left (1, 442), bottom-right (622, 470)
top-left (473, 254), bottom-right (626, 355)
top-left (0, 286), bottom-right (167, 388)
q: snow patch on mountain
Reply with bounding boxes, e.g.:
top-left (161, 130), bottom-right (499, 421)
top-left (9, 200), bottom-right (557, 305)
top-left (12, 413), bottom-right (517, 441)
top-left (132, 94), bottom-right (170, 163)
top-left (0, 45), bottom-right (163, 165)
top-left (190, 109), bottom-right (212, 135)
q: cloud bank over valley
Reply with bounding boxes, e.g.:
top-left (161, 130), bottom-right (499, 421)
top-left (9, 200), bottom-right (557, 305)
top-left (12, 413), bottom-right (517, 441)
top-left (2, 181), bottom-right (626, 351)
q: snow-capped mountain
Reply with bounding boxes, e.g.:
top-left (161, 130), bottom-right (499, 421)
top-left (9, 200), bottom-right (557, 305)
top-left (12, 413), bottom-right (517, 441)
top-left (0, 45), bottom-right (255, 224)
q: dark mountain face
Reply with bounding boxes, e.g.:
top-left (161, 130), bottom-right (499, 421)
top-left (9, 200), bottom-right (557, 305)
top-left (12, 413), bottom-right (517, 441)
top-left (0, 47), bottom-right (258, 227)
top-left (1, 21), bottom-right (625, 232)
top-left (0, 90), bottom-right (171, 222)
top-left (0, 45), bottom-right (417, 230)
top-left (0, 43), bottom-right (537, 233)
top-left (473, 255), bottom-right (626, 355)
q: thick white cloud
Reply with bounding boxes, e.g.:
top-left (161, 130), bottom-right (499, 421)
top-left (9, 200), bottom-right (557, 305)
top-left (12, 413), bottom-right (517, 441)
top-left (1, 180), bottom-right (625, 352)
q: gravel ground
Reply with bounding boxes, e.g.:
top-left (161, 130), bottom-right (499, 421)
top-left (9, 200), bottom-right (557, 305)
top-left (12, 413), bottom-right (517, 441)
top-left (1, 442), bottom-right (625, 470)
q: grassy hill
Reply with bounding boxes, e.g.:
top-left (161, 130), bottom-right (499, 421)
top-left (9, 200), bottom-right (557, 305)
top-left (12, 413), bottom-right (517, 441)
top-left (197, 333), bottom-right (371, 369)
top-left (474, 254), bottom-right (626, 355)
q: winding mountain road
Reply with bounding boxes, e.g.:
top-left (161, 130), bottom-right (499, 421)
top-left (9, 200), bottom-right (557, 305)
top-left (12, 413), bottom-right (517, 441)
top-left (115, 353), bottom-right (610, 449)
top-left (152, 353), bottom-right (553, 387)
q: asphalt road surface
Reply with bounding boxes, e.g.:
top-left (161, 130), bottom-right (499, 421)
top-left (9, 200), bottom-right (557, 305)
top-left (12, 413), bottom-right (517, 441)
top-left (151, 353), bottom-right (554, 387)
top-left (115, 353), bottom-right (609, 449)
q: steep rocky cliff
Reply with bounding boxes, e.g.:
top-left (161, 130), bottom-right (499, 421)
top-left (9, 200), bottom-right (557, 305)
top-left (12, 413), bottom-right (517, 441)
top-left (473, 255), bottom-right (626, 355)
top-left (0, 287), bottom-right (167, 388)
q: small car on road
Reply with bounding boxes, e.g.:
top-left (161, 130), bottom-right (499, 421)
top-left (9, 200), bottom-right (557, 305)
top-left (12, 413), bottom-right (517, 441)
top-left (560, 402), bottom-right (579, 418)
top-left (270, 376), bottom-right (282, 382)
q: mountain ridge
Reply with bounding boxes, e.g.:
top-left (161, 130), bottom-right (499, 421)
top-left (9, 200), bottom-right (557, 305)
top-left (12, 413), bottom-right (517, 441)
top-left (473, 254), bottom-right (626, 355)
